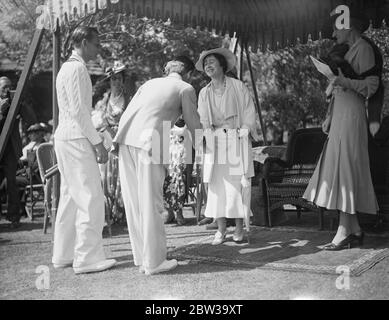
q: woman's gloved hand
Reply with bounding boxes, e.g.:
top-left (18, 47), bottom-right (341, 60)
top-left (333, 68), bottom-right (347, 87)
top-left (238, 127), bottom-right (249, 138)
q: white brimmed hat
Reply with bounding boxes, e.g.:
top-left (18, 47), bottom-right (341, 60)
top-left (195, 47), bottom-right (237, 72)
top-left (103, 61), bottom-right (127, 80)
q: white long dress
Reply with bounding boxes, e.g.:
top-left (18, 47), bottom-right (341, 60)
top-left (198, 77), bottom-right (258, 220)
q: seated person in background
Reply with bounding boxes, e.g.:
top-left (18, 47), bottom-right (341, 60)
top-left (16, 123), bottom-right (46, 197)
top-left (20, 123), bottom-right (47, 163)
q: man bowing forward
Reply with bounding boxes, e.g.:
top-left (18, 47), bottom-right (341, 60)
top-left (113, 56), bottom-right (201, 275)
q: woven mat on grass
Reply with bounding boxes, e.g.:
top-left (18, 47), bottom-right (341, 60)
top-left (168, 227), bottom-right (389, 276)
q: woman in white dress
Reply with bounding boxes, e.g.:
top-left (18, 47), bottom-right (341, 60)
top-left (196, 48), bottom-right (260, 245)
top-left (303, 12), bottom-right (380, 250)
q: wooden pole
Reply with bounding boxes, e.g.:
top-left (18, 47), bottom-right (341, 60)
top-left (244, 41), bottom-right (267, 145)
top-left (51, 21), bottom-right (61, 235)
top-left (0, 28), bottom-right (45, 160)
top-left (239, 39), bottom-right (244, 80)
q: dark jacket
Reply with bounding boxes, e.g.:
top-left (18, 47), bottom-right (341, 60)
top-left (321, 36), bottom-right (384, 126)
top-left (0, 96), bottom-right (23, 161)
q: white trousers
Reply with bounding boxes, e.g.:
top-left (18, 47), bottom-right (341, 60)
top-left (52, 139), bottom-right (106, 268)
top-left (119, 145), bottom-right (167, 270)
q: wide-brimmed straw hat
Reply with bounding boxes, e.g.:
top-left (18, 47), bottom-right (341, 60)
top-left (103, 61), bottom-right (127, 81)
top-left (195, 47), bottom-right (237, 72)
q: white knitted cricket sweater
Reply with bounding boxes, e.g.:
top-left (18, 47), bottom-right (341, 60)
top-left (54, 51), bottom-right (102, 145)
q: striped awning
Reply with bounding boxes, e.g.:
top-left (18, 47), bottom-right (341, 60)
top-left (40, 0), bottom-right (389, 49)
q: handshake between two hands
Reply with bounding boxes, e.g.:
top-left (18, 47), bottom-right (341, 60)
top-left (94, 128), bottom-right (120, 164)
top-left (94, 142), bottom-right (119, 164)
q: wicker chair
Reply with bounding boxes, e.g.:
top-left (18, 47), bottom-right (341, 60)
top-left (262, 127), bottom-right (327, 229)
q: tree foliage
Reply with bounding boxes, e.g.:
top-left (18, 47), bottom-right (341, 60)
top-left (244, 39), bottom-right (332, 143)
top-left (0, 0), bottom-right (52, 73)
top-left (366, 23), bottom-right (389, 117)
top-left (247, 24), bottom-right (389, 144)
top-left (93, 12), bottom-right (223, 93)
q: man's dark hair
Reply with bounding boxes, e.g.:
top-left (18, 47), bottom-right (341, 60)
top-left (174, 55), bottom-right (195, 74)
top-left (71, 26), bottom-right (99, 48)
top-left (203, 53), bottom-right (228, 73)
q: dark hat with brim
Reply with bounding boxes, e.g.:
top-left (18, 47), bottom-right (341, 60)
top-left (27, 123), bottom-right (46, 133)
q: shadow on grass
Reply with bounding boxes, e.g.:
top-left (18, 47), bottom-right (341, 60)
top-left (0, 238), bottom-right (11, 245)
top-left (0, 220), bottom-right (45, 233)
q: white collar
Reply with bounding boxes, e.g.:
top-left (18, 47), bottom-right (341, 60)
top-left (70, 50), bottom-right (87, 65)
top-left (167, 72), bottom-right (182, 80)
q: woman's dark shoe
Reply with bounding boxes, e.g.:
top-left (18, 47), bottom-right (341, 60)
top-left (352, 231), bottom-right (365, 246)
top-left (322, 234), bottom-right (355, 251)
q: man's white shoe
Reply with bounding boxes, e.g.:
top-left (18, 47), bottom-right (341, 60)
top-left (144, 259), bottom-right (178, 275)
top-left (73, 259), bottom-right (117, 274)
top-left (53, 262), bottom-right (73, 269)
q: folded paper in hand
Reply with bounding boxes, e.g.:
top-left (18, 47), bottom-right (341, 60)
top-left (310, 56), bottom-right (335, 81)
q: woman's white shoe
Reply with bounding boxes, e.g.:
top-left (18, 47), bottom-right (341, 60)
top-left (212, 231), bottom-right (226, 245)
top-left (233, 229), bottom-right (244, 242)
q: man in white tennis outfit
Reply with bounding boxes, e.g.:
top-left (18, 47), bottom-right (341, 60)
top-left (52, 26), bottom-right (116, 274)
top-left (113, 56), bottom-right (201, 275)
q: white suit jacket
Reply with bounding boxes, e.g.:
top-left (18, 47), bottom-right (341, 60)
top-left (114, 73), bottom-right (200, 163)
